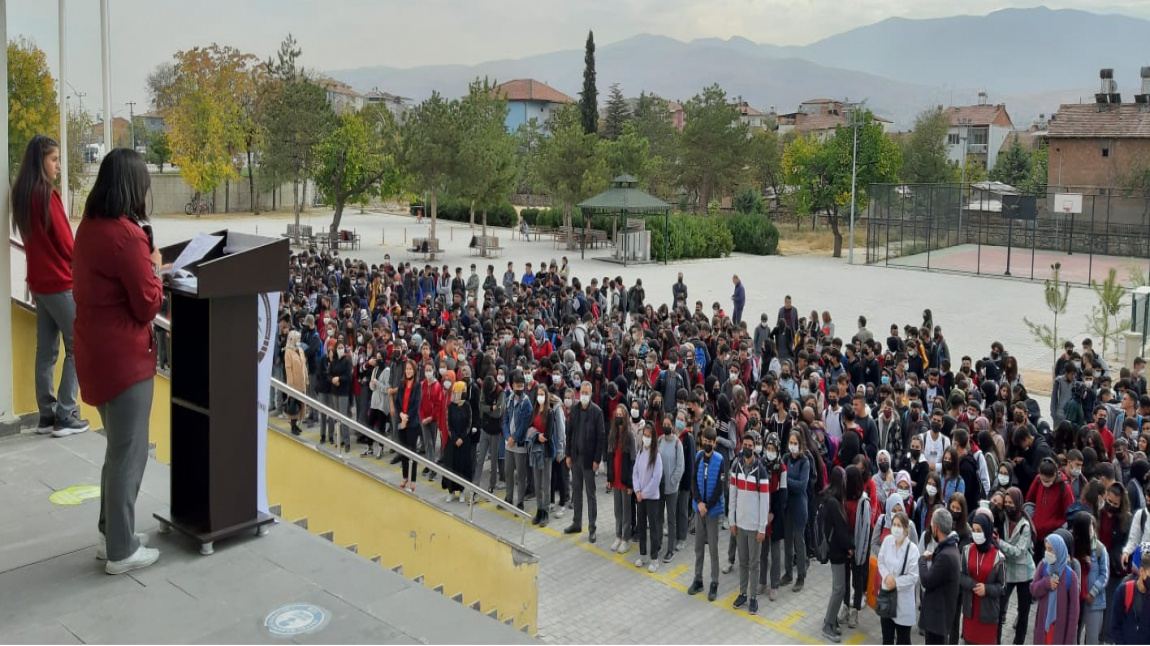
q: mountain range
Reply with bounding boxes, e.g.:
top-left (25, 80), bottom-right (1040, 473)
top-left (328, 6), bottom-right (1150, 129)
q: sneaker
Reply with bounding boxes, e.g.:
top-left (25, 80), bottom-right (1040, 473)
top-left (707, 582), bottom-right (718, 602)
top-left (563, 524), bottom-right (582, 535)
top-left (51, 415), bottom-right (90, 438)
top-left (749, 598), bottom-right (759, 615)
top-left (768, 587), bottom-right (777, 602)
top-left (792, 577), bottom-right (805, 593)
top-left (821, 627), bottom-right (842, 644)
top-left (721, 561), bottom-right (734, 574)
top-left (847, 607), bottom-right (858, 628)
top-left (442, 493), bottom-right (455, 503)
top-left (779, 573), bottom-right (793, 587)
top-left (838, 606), bottom-right (849, 624)
top-left (96, 532), bottom-right (149, 560)
top-left (105, 545), bottom-right (160, 575)
top-left (687, 579), bottom-right (704, 595)
top-left (675, 540), bottom-right (686, 551)
top-left (733, 593), bottom-right (747, 609)
top-left (588, 528), bottom-right (596, 543)
top-left (617, 540), bottom-right (630, 554)
top-left (661, 550), bottom-right (674, 563)
top-left (551, 506), bottom-right (565, 519)
top-left (36, 415), bottom-right (56, 434)
top-left (610, 538), bottom-right (622, 552)
top-left (647, 561), bottom-right (658, 573)
top-left (634, 556), bottom-right (647, 568)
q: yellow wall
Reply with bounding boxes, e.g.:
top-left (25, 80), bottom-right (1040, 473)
top-left (11, 303), bottom-right (535, 633)
top-left (266, 431), bottom-right (539, 633)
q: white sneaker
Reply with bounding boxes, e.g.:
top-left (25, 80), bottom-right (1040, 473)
top-left (617, 540), bottom-right (630, 554)
top-left (105, 545), bottom-right (160, 575)
top-left (551, 505), bottom-right (565, 519)
top-left (442, 494), bottom-right (455, 503)
top-left (96, 532), bottom-right (149, 560)
top-left (610, 538), bottom-right (622, 552)
top-left (721, 562), bottom-right (734, 574)
top-left (634, 556), bottom-right (647, 568)
top-left (648, 561), bottom-right (659, 573)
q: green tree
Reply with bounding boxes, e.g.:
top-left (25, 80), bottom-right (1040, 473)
top-left (783, 112), bottom-right (901, 257)
top-left (511, 118), bottom-right (545, 195)
top-left (147, 130), bottom-right (172, 172)
top-left (401, 91), bottom-right (460, 259)
top-left (901, 107), bottom-right (954, 184)
top-left (747, 128), bottom-right (782, 212)
top-left (601, 83), bottom-right (630, 140)
top-left (64, 108), bottom-right (90, 195)
top-left (579, 31), bottom-right (598, 135)
top-left (259, 68), bottom-right (334, 225)
top-left (1085, 267), bottom-right (1130, 358)
top-left (454, 78), bottom-right (516, 239)
top-left (1023, 262), bottom-right (1071, 364)
top-left (314, 104), bottom-right (401, 245)
top-left (603, 121), bottom-right (650, 181)
top-left (1021, 144), bottom-right (1048, 195)
top-left (631, 92), bottom-right (678, 198)
top-left (536, 104), bottom-right (607, 249)
top-left (678, 84), bottom-right (749, 212)
top-left (8, 38), bottom-right (59, 177)
top-left (990, 140), bottom-right (1031, 187)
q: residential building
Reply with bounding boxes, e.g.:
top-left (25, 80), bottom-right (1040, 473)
top-left (88, 116), bottom-right (132, 148)
top-left (943, 93), bottom-right (1014, 172)
top-left (316, 77), bottom-right (364, 115)
top-left (734, 100), bottom-right (771, 132)
top-left (136, 111), bottom-right (166, 134)
top-left (776, 99), bottom-right (893, 141)
top-left (492, 79), bottom-right (574, 132)
top-left (364, 88), bottom-right (412, 122)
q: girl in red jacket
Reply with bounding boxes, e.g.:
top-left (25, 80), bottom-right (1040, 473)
top-left (12, 135), bottom-right (89, 436)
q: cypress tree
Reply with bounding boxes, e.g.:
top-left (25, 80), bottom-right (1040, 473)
top-left (579, 30), bottom-right (598, 135)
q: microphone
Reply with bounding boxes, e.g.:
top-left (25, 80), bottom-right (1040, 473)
top-left (142, 224), bottom-right (155, 252)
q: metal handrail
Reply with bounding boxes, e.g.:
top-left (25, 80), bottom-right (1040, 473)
top-left (9, 237), bottom-right (529, 544)
top-left (268, 376), bottom-right (532, 545)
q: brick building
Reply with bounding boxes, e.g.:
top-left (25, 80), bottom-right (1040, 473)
top-left (1046, 103), bottom-right (1150, 188)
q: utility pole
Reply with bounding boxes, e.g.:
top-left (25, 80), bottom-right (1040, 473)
top-left (58, 0), bottom-right (68, 215)
top-left (126, 101), bottom-right (136, 149)
top-left (848, 102), bottom-right (862, 265)
top-left (99, 0), bottom-right (112, 153)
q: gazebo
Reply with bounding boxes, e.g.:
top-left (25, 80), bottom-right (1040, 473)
top-left (577, 175), bottom-right (672, 266)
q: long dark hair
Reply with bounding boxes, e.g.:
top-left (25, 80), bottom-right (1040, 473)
top-left (83, 148), bottom-right (150, 223)
top-left (11, 135), bottom-right (59, 237)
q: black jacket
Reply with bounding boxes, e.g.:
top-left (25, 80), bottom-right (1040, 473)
top-left (567, 402), bottom-right (606, 469)
top-left (822, 495), bottom-right (852, 564)
top-left (919, 532), bottom-right (961, 636)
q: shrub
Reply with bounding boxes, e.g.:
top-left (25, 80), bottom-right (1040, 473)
top-left (647, 214), bottom-right (733, 261)
top-left (723, 212), bottom-right (779, 255)
top-left (733, 188), bottom-right (765, 215)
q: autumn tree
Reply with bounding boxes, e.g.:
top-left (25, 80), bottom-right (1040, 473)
top-left (678, 84), bottom-right (749, 211)
top-left (8, 38), bottom-right (59, 177)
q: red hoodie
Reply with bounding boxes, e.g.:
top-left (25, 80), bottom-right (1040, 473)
top-left (1025, 474), bottom-right (1074, 545)
top-left (23, 190), bottom-right (74, 294)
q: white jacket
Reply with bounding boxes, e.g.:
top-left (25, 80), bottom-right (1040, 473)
top-left (728, 457), bottom-right (771, 533)
top-left (877, 534), bottom-right (920, 627)
top-left (1123, 507), bottom-right (1150, 558)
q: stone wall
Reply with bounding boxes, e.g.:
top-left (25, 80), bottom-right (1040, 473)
top-left (70, 172), bottom-right (315, 216)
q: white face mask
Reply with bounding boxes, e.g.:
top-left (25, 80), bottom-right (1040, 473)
top-left (580, 394), bottom-right (590, 406)
top-left (891, 526), bottom-right (905, 541)
top-left (425, 371), bottom-right (434, 380)
top-left (668, 363), bottom-right (677, 371)
top-left (631, 409), bottom-right (640, 420)
top-left (635, 369), bottom-right (643, 378)
top-left (552, 374), bottom-right (562, 384)
top-left (789, 443), bottom-right (800, 455)
top-left (642, 436), bottom-right (652, 448)
top-left (926, 484), bottom-right (938, 497)
top-left (730, 372), bottom-right (739, 382)
top-left (497, 375), bottom-right (506, 384)
top-left (899, 489), bottom-right (911, 501)
top-left (443, 380), bottom-right (452, 391)
top-left (765, 449), bottom-right (778, 461)
top-left (1070, 467), bottom-right (1081, 478)
top-left (563, 398), bottom-right (572, 408)
top-left (536, 395), bottom-right (546, 405)
top-left (337, 348), bottom-right (346, 358)
top-left (1044, 551), bottom-right (1057, 565)
top-left (972, 531), bottom-right (986, 545)
top-left (584, 361), bottom-right (591, 371)
top-left (998, 474), bottom-right (1011, 486)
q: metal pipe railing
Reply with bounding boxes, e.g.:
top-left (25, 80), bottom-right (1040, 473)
top-left (268, 376), bottom-right (532, 545)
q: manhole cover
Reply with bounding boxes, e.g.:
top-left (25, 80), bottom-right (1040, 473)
top-left (264, 603), bottom-right (329, 637)
top-left (49, 485), bottom-right (101, 506)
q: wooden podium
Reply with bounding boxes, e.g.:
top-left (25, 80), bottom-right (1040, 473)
top-left (154, 230), bottom-right (289, 555)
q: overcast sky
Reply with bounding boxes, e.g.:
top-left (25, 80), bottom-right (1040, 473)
top-left (8, 0), bottom-right (1149, 119)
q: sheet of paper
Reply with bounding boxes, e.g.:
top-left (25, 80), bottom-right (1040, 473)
top-left (170, 234), bottom-right (223, 272)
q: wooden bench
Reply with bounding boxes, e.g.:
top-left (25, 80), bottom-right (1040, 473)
top-left (408, 237), bottom-right (441, 260)
top-left (337, 229), bottom-right (361, 250)
top-left (282, 224), bottom-right (315, 247)
top-left (469, 235), bottom-right (502, 257)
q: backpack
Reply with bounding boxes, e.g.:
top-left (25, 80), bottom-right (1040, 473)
top-left (694, 345), bottom-right (708, 376)
top-left (814, 496), bottom-right (836, 565)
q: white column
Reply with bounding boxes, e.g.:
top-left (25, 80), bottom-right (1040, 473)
top-left (99, 0), bottom-right (111, 152)
top-left (0, 0), bottom-right (18, 425)
top-left (57, 0), bottom-right (68, 214)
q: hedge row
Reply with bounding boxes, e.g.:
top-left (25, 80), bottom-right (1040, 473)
top-left (724, 213), bottom-right (779, 255)
top-left (519, 207), bottom-right (616, 232)
top-left (646, 215), bottom-right (734, 261)
top-left (410, 198), bottom-right (517, 227)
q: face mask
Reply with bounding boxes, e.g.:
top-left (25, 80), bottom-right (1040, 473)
top-left (881, 375), bottom-right (891, 385)
top-left (703, 442), bottom-right (715, 454)
top-left (519, 338), bottom-right (526, 346)
top-left (425, 370), bottom-right (434, 380)
top-left (800, 387), bottom-right (810, 397)
top-left (879, 462), bottom-right (890, 473)
top-left (635, 369), bottom-right (643, 378)
top-left (1044, 551), bottom-right (1057, 566)
top-left (563, 398), bottom-right (572, 408)
top-left (943, 461), bottom-right (953, 471)
top-left (972, 531), bottom-right (986, 545)
top-left (789, 443), bottom-right (800, 455)
top-left (899, 489), bottom-right (911, 501)
top-left (926, 484), bottom-right (938, 497)
top-left (1070, 467), bottom-right (1081, 478)
top-left (443, 380), bottom-right (452, 391)
top-left (1006, 507), bottom-right (1021, 521)
top-left (642, 436), bottom-right (652, 448)
top-left (730, 372), bottom-right (739, 382)
top-left (337, 348), bottom-right (346, 358)
top-left (891, 526), bottom-right (905, 540)
top-left (580, 394), bottom-right (590, 406)
top-left (742, 447), bottom-right (754, 459)
top-left (631, 409), bottom-right (640, 420)
top-left (910, 449), bottom-right (921, 460)
top-left (998, 474), bottom-right (1011, 486)
top-left (662, 426), bottom-right (674, 436)
top-left (536, 395), bottom-right (546, 405)
top-left (497, 375), bottom-right (506, 384)
top-left (765, 449), bottom-right (778, 461)
top-left (674, 419), bottom-right (686, 431)
top-left (552, 374), bottom-right (562, 384)
top-left (583, 361), bottom-right (591, 372)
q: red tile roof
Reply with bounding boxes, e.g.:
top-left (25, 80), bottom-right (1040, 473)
top-left (1047, 103), bottom-right (1150, 138)
top-left (945, 104), bottom-right (1013, 128)
top-left (493, 79), bottom-right (574, 104)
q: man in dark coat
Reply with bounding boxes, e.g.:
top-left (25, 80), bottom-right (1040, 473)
top-left (919, 508), bottom-right (961, 644)
top-left (564, 382), bottom-right (605, 543)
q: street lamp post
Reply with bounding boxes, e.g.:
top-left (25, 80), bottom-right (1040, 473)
top-left (847, 103), bottom-right (865, 265)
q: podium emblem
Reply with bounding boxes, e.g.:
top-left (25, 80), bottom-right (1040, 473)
top-left (265, 603), bottom-right (329, 637)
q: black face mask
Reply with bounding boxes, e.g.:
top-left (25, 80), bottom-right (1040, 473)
top-left (910, 449), bottom-right (921, 460)
top-left (702, 442), bottom-right (715, 454)
top-left (879, 462), bottom-right (890, 473)
top-left (1006, 507), bottom-right (1021, 521)
top-left (742, 447), bottom-right (754, 459)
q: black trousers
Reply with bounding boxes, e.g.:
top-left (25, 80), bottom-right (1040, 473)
top-left (881, 618), bottom-right (910, 645)
top-left (924, 631), bottom-right (946, 645)
top-left (1000, 580), bottom-right (1032, 645)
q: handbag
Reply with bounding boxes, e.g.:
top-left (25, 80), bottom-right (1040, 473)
top-left (284, 398), bottom-right (302, 416)
top-left (875, 540), bottom-right (910, 620)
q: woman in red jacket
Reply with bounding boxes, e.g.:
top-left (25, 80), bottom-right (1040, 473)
top-left (72, 149), bottom-right (164, 574)
top-left (11, 135), bottom-right (89, 436)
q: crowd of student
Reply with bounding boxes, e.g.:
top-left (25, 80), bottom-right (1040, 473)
top-left (271, 248), bottom-right (1150, 645)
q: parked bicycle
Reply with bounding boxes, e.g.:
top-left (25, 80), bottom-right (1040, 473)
top-left (185, 194), bottom-right (212, 217)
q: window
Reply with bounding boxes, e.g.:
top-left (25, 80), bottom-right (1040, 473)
top-left (1102, 147), bottom-right (1110, 157)
top-left (969, 127), bottom-right (989, 146)
top-left (947, 133), bottom-right (961, 146)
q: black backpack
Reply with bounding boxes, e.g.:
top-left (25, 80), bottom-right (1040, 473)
top-left (814, 496), bottom-right (836, 565)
